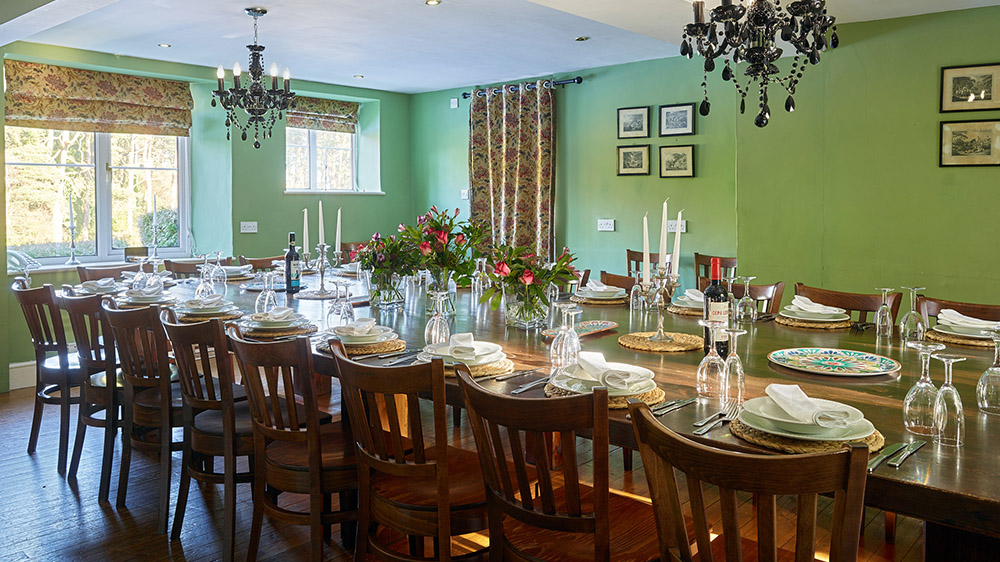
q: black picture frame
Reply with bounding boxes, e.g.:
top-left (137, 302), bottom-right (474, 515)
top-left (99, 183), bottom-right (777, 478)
top-left (617, 106), bottom-right (650, 139)
top-left (658, 103), bottom-right (696, 136)
top-left (617, 144), bottom-right (650, 175)
top-left (940, 63), bottom-right (1000, 112)
top-left (659, 145), bottom-right (695, 178)
top-left (940, 120), bottom-right (1000, 167)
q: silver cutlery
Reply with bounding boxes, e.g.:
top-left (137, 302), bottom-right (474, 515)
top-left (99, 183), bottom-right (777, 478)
top-left (694, 407), bottom-right (730, 427)
top-left (887, 440), bottom-right (926, 468)
top-left (481, 369), bottom-right (540, 382)
top-left (693, 402), bottom-right (741, 436)
top-left (651, 398), bottom-right (686, 413)
top-left (511, 377), bottom-right (550, 395)
top-left (385, 355), bottom-right (420, 367)
top-left (354, 349), bottom-right (415, 361)
top-left (867, 442), bottom-right (908, 473)
top-left (654, 397), bottom-right (697, 416)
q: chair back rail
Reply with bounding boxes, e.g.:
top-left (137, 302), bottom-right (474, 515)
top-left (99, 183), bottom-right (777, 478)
top-left (917, 295), bottom-right (1000, 326)
top-left (77, 263), bottom-right (140, 282)
top-left (699, 277), bottom-right (786, 315)
top-left (60, 293), bottom-right (116, 373)
top-left (101, 301), bottom-right (171, 391)
top-left (161, 312), bottom-right (236, 411)
top-left (238, 255), bottom-right (284, 271)
top-left (164, 258), bottom-right (231, 278)
top-left (795, 283), bottom-right (902, 323)
top-left (12, 281), bottom-right (70, 366)
top-left (626, 249), bottom-right (669, 277)
top-left (628, 401), bottom-right (868, 562)
top-left (599, 271), bottom-right (636, 291)
top-left (694, 253), bottom-right (738, 279)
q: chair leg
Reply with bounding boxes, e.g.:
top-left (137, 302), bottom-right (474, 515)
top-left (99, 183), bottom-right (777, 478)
top-left (452, 405), bottom-right (462, 428)
top-left (27, 381), bottom-right (44, 454)
top-left (246, 482), bottom-right (264, 562)
top-left (885, 511), bottom-right (897, 544)
top-left (222, 446), bottom-right (237, 562)
top-left (68, 401), bottom-right (89, 479)
top-left (170, 425), bottom-right (192, 541)
top-left (117, 398), bottom-right (133, 509)
top-left (310, 490), bottom-right (324, 561)
top-left (354, 469), bottom-right (372, 562)
top-left (58, 382), bottom-right (71, 475)
top-left (623, 446), bottom-right (633, 471)
top-left (99, 400), bottom-right (118, 504)
top-left (157, 416), bottom-right (173, 534)
top-left (340, 490), bottom-right (358, 550)
top-left (323, 494), bottom-right (332, 542)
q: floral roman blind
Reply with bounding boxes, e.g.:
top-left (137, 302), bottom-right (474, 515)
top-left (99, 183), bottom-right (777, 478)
top-left (3, 60), bottom-right (194, 136)
top-left (286, 96), bottom-right (359, 134)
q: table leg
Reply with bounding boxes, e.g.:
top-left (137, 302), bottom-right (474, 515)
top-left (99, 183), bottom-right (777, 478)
top-left (924, 521), bottom-right (1000, 561)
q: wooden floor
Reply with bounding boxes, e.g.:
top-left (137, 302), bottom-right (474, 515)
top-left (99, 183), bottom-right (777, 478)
top-left (0, 385), bottom-right (924, 561)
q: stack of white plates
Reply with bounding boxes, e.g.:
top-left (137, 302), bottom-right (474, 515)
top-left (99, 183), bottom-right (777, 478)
top-left (330, 325), bottom-right (398, 345)
top-left (75, 282), bottom-right (128, 295)
top-left (737, 396), bottom-right (874, 441)
top-left (672, 294), bottom-right (703, 309)
top-left (549, 363), bottom-right (657, 397)
top-left (417, 341), bottom-right (505, 366)
top-left (576, 286), bottom-right (626, 300)
top-left (779, 304), bottom-right (850, 322)
top-left (174, 302), bottom-right (239, 317)
top-left (122, 292), bottom-right (175, 305)
top-left (932, 324), bottom-right (993, 339)
top-left (240, 313), bottom-right (310, 331)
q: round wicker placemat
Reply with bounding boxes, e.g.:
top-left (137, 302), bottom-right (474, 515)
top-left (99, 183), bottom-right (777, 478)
top-left (226, 275), bottom-right (253, 283)
top-left (570, 295), bottom-right (626, 306)
top-left (618, 331), bottom-right (703, 352)
top-left (926, 329), bottom-right (993, 348)
top-left (445, 359), bottom-right (515, 378)
top-left (667, 305), bottom-right (702, 317)
top-left (294, 290), bottom-right (339, 301)
top-left (241, 324), bottom-right (318, 339)
top-left (321, 339), bottom-right (408, 357)
top-left (775, 316), bottom-right (853, 330)
top-left (544, 384), bottom-right (665, 409)
top-left (117, 300), bottom-right (176, 310)
top-left (730, 419), bottom-right (884, 454)
top-left (177, 311), bottom-right (244, 324)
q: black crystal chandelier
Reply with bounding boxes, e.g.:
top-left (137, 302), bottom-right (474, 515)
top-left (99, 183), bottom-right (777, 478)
top-left (681, 0), bottom-right (838, 127)
top-left (212, 7), bottom-right (295, 148)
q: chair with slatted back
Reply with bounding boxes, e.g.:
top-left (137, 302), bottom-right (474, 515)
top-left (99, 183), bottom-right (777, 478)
top-left (457, 367), bottom-right (659, 562)
top-left (164, 257), bottom-right (232, 278)
top-left (330, 340), bottom-right (488, 561)
top-left (77, 263), bottom-right (140, 282)
top-left (227, 329), bottom-right (357, 562)
top-left (12, 280), bottom-right (85, 474)
top-left (694, 253), bottom-right (737, 280)
top-left (599, 271), bottom-right (636, 291)
top-left (628, 400), bottom-right (868, 562)
top-left (161, 313), bottom-right (253, 560)
top-left (698, 277), bottom-right (786, 315)
top-left (794, 283), bottom-right (902, 322)
top-left (626, 249), bottom-right (669, 277)
top-left (917, 295), bottom-right (1000, 327)
top-left (61, 291), bottom-right (122, 501)
top-left (238, 255), bottom-right (284, 271)
top-left (102, 300), bottom-right (182, 534)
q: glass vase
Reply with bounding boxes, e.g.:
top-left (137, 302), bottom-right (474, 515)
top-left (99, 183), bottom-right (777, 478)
top-left (503, 287), bottom-right (548, 329)
top-left (366, 271), bottom-right (405, 310)
top-left (426, 268), bottom-right (456, 316)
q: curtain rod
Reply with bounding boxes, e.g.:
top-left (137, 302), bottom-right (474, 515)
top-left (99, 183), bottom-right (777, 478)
top-left (461, 76), bottom-right (583, 99)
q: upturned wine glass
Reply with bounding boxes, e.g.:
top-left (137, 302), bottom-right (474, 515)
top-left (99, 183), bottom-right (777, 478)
top-left (723, 274), bottom-right (738, 326)
top-left (735, 276), bottom-right (757, 324)
top-left (549, 304), bottom-right (582, 368)
top-left (898, 286), bottom-right (926, 343)
top-left (903, 341), bottom-right (946, 435)
top-left (424, 291), bottom-right (451, 346)
top-left (255, 272), bottom-right (278, 313)
top-left (546, 281), bottom-right (560, 320)
top-left (131, 257), bottom-right (150, 290)
top-left (724, 328), bottom-right (747, 404)
top-left (629, 273), bottom-right (644, 311)
top-left (209, 251), bottom-right (228, 286)
top-left (875, 287), bottom-right (894, 339)
top-left (977, 329), bottom-right (1000, 416)
top-left (932, 353), bottom-right (967, 447)
top-left (697, 319), bottom-right (728, 398)
top-left (144, 258), bottom-right (164, 294)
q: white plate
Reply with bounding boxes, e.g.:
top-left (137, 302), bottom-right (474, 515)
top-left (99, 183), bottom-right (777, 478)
top-left (549, 363), bottom-right (657, 397)
top-left (423, 341), bottom-right (503, 358)
top-left (248, 313), bottom-right (305, 328)
top-left (784, 305), bottom-right (846, 319)
top-left (340, 332), bottom-right (399, 346)
top-left (933, 323), bottom-right (993, 340)
top-left (737, 410), bottom-right (875, 442)
top-left (671, 297), bottom-right (703, 309)
top-left (741, 396), bottom-right (865, 435)
top-left (335, 327), bottom-right (396, 344)
top-left (416, 350), bottom-right (507, 367)
top-left (175, 304), bottom-right (238, 316)
top-left (76, 284), bottom-right (128, 295)
top-left (576, 289), bottom-right (626, 300)
top-left (579, 287), bottom-right (626, 298)
top-left (779, 310), bottom-right (851, 322)
top-left (241, 317), bottom-right (311, 331)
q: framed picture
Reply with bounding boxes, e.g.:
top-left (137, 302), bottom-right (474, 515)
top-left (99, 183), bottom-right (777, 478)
top-left (659, 145), bottom-right (695, 177)
top-left (617, 145), bottom-right (650, 175)
top-left (658, 103), bottom-right (695, 136)
top-left (940, 120), bottom-right (1000, 167)
top-left (617, 106), bottom-right (650, 138)
top-left (941, 63), bottom-right (1000, 112)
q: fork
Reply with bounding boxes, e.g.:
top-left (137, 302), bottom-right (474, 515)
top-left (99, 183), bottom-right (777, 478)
top-left (851, 322), bottom-right (875, 334)
top-left (693, 402), bottom-right (740, 436)
top-left (511, 377), bottom-right (550, 395)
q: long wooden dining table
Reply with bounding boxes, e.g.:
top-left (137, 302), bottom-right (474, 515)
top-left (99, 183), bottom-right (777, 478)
top-left (176, 276), bottom-right (1000, 559)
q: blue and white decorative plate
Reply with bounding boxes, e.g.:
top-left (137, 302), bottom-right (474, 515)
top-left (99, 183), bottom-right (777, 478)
top-left (767, 348), bottom-right (901, 377)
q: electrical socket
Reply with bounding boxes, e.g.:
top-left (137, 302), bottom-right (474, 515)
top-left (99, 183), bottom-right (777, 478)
top-left (597, 219), bottom-right (615, 232)
top-left (460, 189), bottom-right (469, 200)
top-left (240, 221), bottom-right (258, 234)
top-left (667, 220), bottom-right (687, 233)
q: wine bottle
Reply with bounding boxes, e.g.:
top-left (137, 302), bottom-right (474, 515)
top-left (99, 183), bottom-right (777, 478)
top-left (703, 257), bottom-right (730, 356)
top-left (285, 232), bottom-right (301, 295)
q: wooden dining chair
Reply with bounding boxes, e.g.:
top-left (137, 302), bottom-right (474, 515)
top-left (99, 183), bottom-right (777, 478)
top-left (628, 400), bottom-right (868, 562)
top-left (917, 295), bottom-right (1000, 326)
top-left (457, 367), bottom-right (659, 561)
top-left (626, 249), bottom-right (669, 277)
top-left (794, 283), bottom-right (902, 322)
top-left (330, 340), bottom-right (488, 561)
top-left (227, 329), bottom-right (357, 562)
top-left (12, 279), bottom-right (85, 475)
top-left (164, 257), bottom-right (232, 278)
top-left (102, 300), bottom-right (181, 534)
top-left (694, 253), bottom-right (737, 279)
top-left (77, 263), bottom-right (140, 282)
top-left (161, 313), bottom-right (253, 560)
top-left (599, 270), bottom-right (636, 291)
top-left (238, 255), bottom-right (284, 271)
top-left (698, 277), bottom-right (786, 315)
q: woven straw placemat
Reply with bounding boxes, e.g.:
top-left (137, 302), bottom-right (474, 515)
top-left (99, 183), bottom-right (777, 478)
top-left (667, 305), bottom-right (702, 317)
top-left (775, 315), bottom-right (853, 330)
top-left (316, 339), bottom-right (407, 356)
top-left (241, 324), bottom-right (318, 339)
top-left (445, 358), bottom-right (515, 378)
top-left (926, 329), bottom-right (993, 348)
top-left (117, 300), bottom-right (176, 310)
top-left (226, 275), bottom-right (254, 283)
top-left (294, 290), bottom-right (339, 301)
top-left (177, 311), bottom-right (243, 324)
top-left (730, 418), bottom-right (884, 454)
top-left (618, 331), bottom-right (703, 352)
top-left (544, 384), bottom-right (666, 409)
top-left (570, 295), bottom-right (626, 306)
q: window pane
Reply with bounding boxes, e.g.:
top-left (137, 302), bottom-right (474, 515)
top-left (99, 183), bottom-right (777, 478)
top-left (286, 127), bottom-right (308, 147)
top-left (109, 133), bottom-right (178, 168)
top-left (4, 127), bottom-right (93, 165)
top-left (111, 169), bottom-right (179, 248)
top-left (315, 130), bottom-right (354, 191)
top-left (285, 127), bottom-right (310, 190)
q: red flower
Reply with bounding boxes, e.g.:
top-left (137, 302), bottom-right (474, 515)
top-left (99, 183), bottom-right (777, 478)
top-left (434, 230), bottom-right (449, 246)
top-left (455, 233), bottom-right (466, 245)
top-left (494, 261), bottom-right (511, 277)
top-left (454, 207), bottom-right (461, 217)
top-left (430, 205), bottom-right (438, 213)
top-left (520, 269), bottom-right (534, 285)
top-left (419, 241), bottom-right (433, 256)
top-left (349, 250), bottom-right (357, 261)
top-left (398, 223), bottom-right (406, 232)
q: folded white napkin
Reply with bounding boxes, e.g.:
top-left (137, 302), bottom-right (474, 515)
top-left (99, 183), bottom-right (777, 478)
top-left (765, 384), bottom-right (851, 429)
top-left (448, 333), bottom-right (477, 361)
top-left (791, 296), bottom-right (841, 314)
top-left (334, 318), bottom-right (377, 336)
top-left (125, 286), bottom-right (163, 299)
top-left (221, 264), bottom-right (253, 275)
top-left (182, 294), bottom-right (224, 309)
top-left (82, 277), bottom-right (116, 290)
top-left (938, 309), bottom-right (1000, 329)
top-left (158, 271), bottom-right (173, 278)
top-left (685, 289), bottom-right (704, 301)
top-left (575, 351), bottom-right (647, 392)
top-left (250, 307), bottom-right (294, 322)
top-left (586, 279), bottom-right (610, 291)
top-left (121, 270), bottom-right (136, 278)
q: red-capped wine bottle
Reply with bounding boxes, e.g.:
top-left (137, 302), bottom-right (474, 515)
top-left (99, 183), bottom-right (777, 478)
top-left (284, 232), bottom-right (301, 295)
top-left (703, 257), bottom-right (730, 355)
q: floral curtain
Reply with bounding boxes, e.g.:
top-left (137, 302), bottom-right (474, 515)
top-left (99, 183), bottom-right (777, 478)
top-left (469, 80), bottom-right (555, 259)
top-left (286, 96), bottom-right (359, 134)
top-left (3, 60), bottom-right (193, 136)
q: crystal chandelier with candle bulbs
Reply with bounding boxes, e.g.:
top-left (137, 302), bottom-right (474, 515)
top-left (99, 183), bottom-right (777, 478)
top-left (212, 7), bottom-right (295, 148)
top-left (681, 0), bottom-right (838, 127)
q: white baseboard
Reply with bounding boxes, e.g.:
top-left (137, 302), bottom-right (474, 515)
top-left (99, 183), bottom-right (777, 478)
top-left (9, 361), bottom-right (36, 390)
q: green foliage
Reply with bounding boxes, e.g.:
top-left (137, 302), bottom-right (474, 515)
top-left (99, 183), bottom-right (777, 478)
top-left (139, 209), bottom-right (179, 247)
top-left (479, 245), bottom-right (578, 310)
top-left (397, 205), bottom-right (487, 286)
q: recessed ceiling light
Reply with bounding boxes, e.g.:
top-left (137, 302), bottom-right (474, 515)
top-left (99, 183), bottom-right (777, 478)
top-left (575, 36), bottom-right (590, 42)
top-left (425, 0), bottom-right (441, 5)
top-left (158, 43), bottom-right (171, 48)
top-left (353, 74), bottom-right (365, 79)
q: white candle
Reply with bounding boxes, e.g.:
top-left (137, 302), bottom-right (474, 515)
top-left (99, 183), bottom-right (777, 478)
top-left (642, 212), bottom-right (650, 286)
top-left (302, 208), bottom-right (309, 253)
top-left (671, 209), bottom-right (684, 276)
top-left (152, 194), bottom-right (157, 247)
top-left (658, 198), bottom-right (669, 270)
top-left (335, 207), bottom-right (342, 251)
top-left (67, 192), bottom-right (74, 230)
top-left (318, 201), bottom-right (325, 245)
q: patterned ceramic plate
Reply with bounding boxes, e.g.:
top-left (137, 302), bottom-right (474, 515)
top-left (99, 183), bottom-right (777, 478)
top-left (542, 320), bottom-right (619, 339)
top-left (767, 348), bottom-right (901, 377)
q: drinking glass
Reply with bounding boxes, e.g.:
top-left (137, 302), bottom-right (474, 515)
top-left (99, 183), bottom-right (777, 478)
top-left (875, 287), bottom-right (894, 339)
top-left (735, 276), bottom-right (757, 324)
top-left (144, 258), bottom-right (164, 294)
top-left (697, 320), bottom-right (728, 398)
top-left (723, 275), bottom-right (738, 326)
top-left (933, 353), bottom-right (967, 447)
top-left (903, 341), bottom-right (946, 435)
top-left (549, 304), bottom-right (582, 368)
top-left (977, 329), bottom-right (1000, 416)
top-left (471, 257), bottom-right (489, 297)
top-left (724, 328), bottom-right (747, 404)
top-left (547, 282), bottom-right (560, 319)
top-left (424, 291), bottom-right (451, 346)
top-left (255, 272), bottom-right (278, 313)
top-left (629, 274), bottom-right (644, 311)
top-left (898, 286), bottom-right (927, 343)
top-left (210, 251), bottom-right (228, 286)
top-left (131, 257), bottom-right (149, 290)
top-left (326, 281), bottom-right (356, 328)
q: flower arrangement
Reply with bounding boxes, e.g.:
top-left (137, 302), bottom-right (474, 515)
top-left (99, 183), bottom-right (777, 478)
top-left (480, 245), bottom-right (578, 327)
top-left (397, 205), bottom-right (486, 288)
top-left (351, 233), bottom-right (419, 308)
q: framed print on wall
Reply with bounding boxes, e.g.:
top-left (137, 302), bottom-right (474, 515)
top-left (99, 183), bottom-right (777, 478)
top-left (659, 145), bottom-right (695, 177)
top-left (941, 63), bottom-right (1000, 112)
top-left (940, 120), bottom-right (1000, 166)
top-left (617, 106), bottom-right (650, 138)
top-left (617, 144), bottom-right (650, 175)
top-left (659, 103), bottom-right (695, 136)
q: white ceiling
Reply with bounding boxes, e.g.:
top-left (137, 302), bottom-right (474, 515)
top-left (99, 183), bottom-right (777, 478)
top-left (11, 0), bottom-right (1000, 94)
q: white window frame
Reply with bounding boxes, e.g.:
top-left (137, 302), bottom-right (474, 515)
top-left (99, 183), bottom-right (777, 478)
top-left (5, 130), bottom-right (191, 265)
top-left (284, 127), bottom-right (358, 193)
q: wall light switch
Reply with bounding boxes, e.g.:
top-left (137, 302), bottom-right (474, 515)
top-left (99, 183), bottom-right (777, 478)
top-left (460, 189), bottom-right (469, 200)
top-left (597, 219), bottom-right (615, 232)
top-left (667, 220), bottom-right (687, 233)
top-left (450, 98), bottom-right (459, 109)
top-left (240, 221), bottom-right (258, 234)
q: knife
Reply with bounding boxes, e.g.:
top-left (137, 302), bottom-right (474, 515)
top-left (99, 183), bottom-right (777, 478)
top-left (655, 397), bottom-right (697, 416)
top-left (887, 440), bottom-right (926, 468)
top-left (867, 442), bottom-right (907, 473)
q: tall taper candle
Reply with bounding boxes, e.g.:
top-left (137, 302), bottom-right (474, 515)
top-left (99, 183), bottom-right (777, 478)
top-left (302, 208), bottom-right (309, 254)
top-left (318, 201), bottom-right (325, 245)
top-left (642, 212), bottom-right (650, 286)
top-left (68, 192), bottom-right (74, 230)
top-left (335, 207), bottom-right (342, 251)
top-left (671, 209), bottom-right (684, 276)
top-left (658, 199), bottom-right (669, 269)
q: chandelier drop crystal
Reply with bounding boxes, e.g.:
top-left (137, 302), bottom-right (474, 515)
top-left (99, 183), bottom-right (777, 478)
top-left (212, 7), bottom-right (295, 148)
top-left (681, 0), bottom-right (838, 127)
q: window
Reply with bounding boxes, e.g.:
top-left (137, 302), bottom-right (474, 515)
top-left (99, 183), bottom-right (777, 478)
top-left (285, 127), bottom-right (356, 191)
top-left (4, 126), bottom-right (189, 264)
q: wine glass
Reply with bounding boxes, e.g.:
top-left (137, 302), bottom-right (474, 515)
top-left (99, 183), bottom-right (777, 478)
top-left (723, 274), bottom-right (738, 326)
top-left (546, 281), bottom-right (560, 320)
top-left (628, 273), bottom-right (644, 311)
top-left (326, 281), bottom-right (355, 328)
top-left (549, 304), bottom-right (582, 368)
top-left (875, 287), bottom-right (894, 340)
top-left (210, 251), bottom-right (228, 286)
top-left (724, 328), bottom-right (747, 405)
top-left (977, 329), bottom-right (1000, 416)
top-left (898, 286), bottom-right (927, 343)
top-left (424, 291), bottom-right (451, 346)
top-left (697, 320), bottom-right (727, 398)
top-left (255, 272), bottom-right (278, 314)
top-left (932, 353), bottom-right (967, 447)
top-left (903, 341), bottom-right (946, 435)
top-left (735, 276), bottom-right (757, 324)
top-left (471, 257), bottom-right (488, 297)
top-left (144, 258), bottom-right (164, 294)
top-left (131, 257), bottom-right (149, 290)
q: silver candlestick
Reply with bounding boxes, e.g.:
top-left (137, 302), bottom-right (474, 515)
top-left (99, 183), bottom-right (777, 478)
top-left (315, 243), bottom-right (334, 296)
top-left (642, 267), bottom-right (680, 342)
top-left (65, 223), bottom-right (81, 265)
